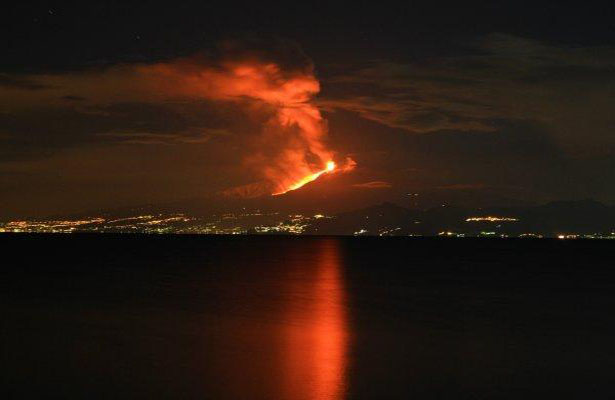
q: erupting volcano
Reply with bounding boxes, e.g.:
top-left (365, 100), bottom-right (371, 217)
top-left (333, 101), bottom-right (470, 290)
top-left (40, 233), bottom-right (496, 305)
top-left (116, 42), bottom-right (355, 198)
top-left (274, 161), bottom-right (336, 195)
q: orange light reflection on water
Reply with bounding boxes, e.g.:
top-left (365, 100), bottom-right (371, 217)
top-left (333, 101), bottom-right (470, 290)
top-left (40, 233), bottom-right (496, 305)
top-left (281, 239), bottom-right (348, 400)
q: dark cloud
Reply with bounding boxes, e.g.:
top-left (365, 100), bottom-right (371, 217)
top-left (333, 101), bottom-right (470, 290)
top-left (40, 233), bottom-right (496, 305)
top-left (0, 74), bottom-right (51, 90)
top-left (320, 34), bottom-right (615, 154)
top-left (0, 101), bottom-right (244, 161)
top-left (326, 107), bottom-right (615, 203)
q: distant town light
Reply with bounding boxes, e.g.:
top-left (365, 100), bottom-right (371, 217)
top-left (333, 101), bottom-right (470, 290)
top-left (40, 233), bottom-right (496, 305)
top-left (465, 216), bottom-right (519, 222)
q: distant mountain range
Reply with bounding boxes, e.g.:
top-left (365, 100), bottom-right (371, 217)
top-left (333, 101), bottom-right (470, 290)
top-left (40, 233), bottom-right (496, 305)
top-left (304, 199), bottom-right (615, 237)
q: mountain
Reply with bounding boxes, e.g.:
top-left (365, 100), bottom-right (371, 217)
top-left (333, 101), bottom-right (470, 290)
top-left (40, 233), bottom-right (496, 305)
top-left (305, 200), bottom-right (615, 236)
top-left (305, 202), bottom-right (421, 235)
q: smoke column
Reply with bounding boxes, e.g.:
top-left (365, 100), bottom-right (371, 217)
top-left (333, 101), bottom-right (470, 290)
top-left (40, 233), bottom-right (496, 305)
top-left (3, 41), bottom-right (354, 196)
top-left (138, 53), bottom-right (345, 196)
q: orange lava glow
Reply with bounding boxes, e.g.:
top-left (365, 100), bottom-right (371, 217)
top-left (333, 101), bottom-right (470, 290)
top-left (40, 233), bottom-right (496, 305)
top-left (1, 50), bottom-right (356, 198)
top-left (273, 161), bottom-right (336, 195)
top-left (135, 56), bottom-right (343, 195)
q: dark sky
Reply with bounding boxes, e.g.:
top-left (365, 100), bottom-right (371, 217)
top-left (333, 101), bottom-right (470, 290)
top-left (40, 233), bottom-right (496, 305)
top-left (2, 2), bottom-right (615, 217)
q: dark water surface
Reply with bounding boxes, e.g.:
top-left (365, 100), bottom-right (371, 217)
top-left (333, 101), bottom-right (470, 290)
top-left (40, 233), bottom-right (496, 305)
top-left (2, 235), bottom-right (615, 399)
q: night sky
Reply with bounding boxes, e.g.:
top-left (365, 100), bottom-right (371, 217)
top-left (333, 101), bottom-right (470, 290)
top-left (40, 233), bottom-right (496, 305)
top-left (3, 2), bottom-right (615, 218)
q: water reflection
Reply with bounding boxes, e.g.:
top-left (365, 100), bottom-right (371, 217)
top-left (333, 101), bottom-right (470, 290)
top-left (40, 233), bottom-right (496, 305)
top-left (6, 237), bottom-right (615, 398)
top-left (0, 237), bottom-right (351, 399)
top-left (280, 238), bottom-right (348, 400)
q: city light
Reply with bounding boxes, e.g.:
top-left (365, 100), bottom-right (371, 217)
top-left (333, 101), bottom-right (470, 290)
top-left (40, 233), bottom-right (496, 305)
top-left (1, 212), bottom-right (614, 238)
top-left (465, 216), bottom-right (519, 222)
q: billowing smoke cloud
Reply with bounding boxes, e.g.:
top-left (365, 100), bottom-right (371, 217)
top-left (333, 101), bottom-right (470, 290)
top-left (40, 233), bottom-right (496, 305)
top-left (138, 54), bottom-right (337, 195)
top-left (0, 40), bottom-right (354, 196)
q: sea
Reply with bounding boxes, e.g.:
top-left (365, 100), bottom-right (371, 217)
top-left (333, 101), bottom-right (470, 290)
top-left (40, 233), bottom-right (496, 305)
top-left (2, 235), bottom-right (615, 399)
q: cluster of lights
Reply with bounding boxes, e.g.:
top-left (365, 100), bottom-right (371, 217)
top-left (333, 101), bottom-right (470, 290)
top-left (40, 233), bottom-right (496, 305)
top-left (0, 218), bottom-right (105, 233)
top-left (465, 216), bottom-right (519, 222)
top-left (0, 215), bottom-right (194, 233)
top-left (438, 231), bottom-right (465, 237)
top-left (1, 212), bottom-right (613, 238)
top-left (519, 233), bottom-right (544, 238)
top-left (378, 227), bottom-right (402, 236)
top-left (253, 214), bottom-right (331, 234)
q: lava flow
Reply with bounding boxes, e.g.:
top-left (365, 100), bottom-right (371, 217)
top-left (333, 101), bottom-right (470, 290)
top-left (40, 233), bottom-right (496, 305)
top-left (273, 161), bottom-right (336, 196)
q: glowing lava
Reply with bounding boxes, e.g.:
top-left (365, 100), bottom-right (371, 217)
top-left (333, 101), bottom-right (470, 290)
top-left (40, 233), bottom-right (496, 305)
top-left (274, 161), bottom-right (336, 195)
